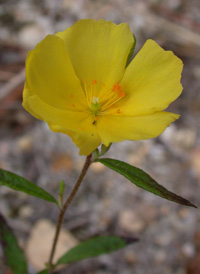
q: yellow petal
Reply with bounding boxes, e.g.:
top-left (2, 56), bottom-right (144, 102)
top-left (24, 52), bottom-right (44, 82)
top-left (56, 19), bottom-right (134, 88)
top-left (27, 95), bottom-right (94, 131)
top-left (96, 112), bottom-right (180, 146)
top-left (24, 35), bottom-right (86, 111)
top-left (49, 126), bottom-right (101, 156)
top-left (22, 82), bottom-right (42, 120)
top-left (119, 39), bottom-right (183, 116)
top-left (26, 95), bottom-right (101, 155)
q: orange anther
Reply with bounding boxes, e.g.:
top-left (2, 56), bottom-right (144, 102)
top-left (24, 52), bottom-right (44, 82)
top-left (72, 104), bottom-right (75, 107)
top-left (117, 85), bottom-right (122, 91)
top-left (117, 109), bottom-right (121, 114)
top-left (94, 116), bottom-right (98, 121)
top-left (119, 91), bottom-right (125, 98)
top-left (70, 94), bottom-right (73, 99)
top-left (112, 84), bottom-right (117, 91)
top-left (112, 82), bottom-right (123, 93)
top-left (92, 80), bottom-right (97, 85)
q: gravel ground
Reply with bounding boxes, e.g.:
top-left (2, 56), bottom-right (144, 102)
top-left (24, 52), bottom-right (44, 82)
top-left (0, 1), bottom-right (200, 274)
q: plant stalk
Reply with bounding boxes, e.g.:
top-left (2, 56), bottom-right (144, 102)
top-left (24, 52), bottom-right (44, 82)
top-left (48, 154), bottom-right (92, 273)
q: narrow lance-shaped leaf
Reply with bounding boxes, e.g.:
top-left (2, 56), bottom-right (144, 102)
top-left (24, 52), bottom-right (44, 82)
top-left (58, 180), bottom-right (65, 208)
top-left (0, 169), bottom-right (57, 205)
top-left (0, 214), bottom-right (28, 274)
top-left (96, 158), bottom-right (197, 208)
top-left (56, 236), bottom-right (133, 265)
top-left (36, 270), bottom-right (48, 274)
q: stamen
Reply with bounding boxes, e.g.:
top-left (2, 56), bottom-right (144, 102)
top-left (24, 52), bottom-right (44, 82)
top-left (92, 80), bottom-right (97, 85)
top-left (91, 80), bottom-right (98, 98)
top-left (118, 91), bottom-right (125, 98)
top-left (83, 79), bottom-right (125, 116)
top-left (66, 92), bottom-right (86, 110)
top-left (82, 79), bottom-right (91, 107)
top-left (100, 82), bottom-right (125, 112)
top-left (102, 96), bottom-right (122, 109)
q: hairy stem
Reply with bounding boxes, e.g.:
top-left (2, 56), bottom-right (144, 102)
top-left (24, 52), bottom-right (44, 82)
top-left (48, 154), bottom-right (92, 273)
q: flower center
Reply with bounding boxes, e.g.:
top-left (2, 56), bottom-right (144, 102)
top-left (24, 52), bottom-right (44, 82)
top-left (91, 96), bottom-right (100, 114)
top-left (83, 79), bottom-right (126, 123)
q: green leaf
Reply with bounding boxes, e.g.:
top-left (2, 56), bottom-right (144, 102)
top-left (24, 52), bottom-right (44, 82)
top-left (0, 169), bottom-right (57, 204)
top-left (126, 33), bottom-right (136, 66)
top-left (97, 158), bottom-right (197, 208)
top-left (100, 143), bottom-right (112, 157)
top-left (92, 148), bottom-right (100, 161)
top-left (58, 180), bottom-right (65, 208)
top-left (0, 214), bottom-right (28, 274)
top-left (36, 270), bottom-right (48, 274)
top-left (57, 236), bottom-right (128, 265)
top-left (59, 180), bottom-right (65, 197)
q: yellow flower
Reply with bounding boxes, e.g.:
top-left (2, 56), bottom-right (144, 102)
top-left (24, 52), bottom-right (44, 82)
top-left (23, 19), bottom-right (183, 155)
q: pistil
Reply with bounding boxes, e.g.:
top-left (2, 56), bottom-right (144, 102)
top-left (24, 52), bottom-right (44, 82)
top-left (91, 96), bottom-right (100, 114)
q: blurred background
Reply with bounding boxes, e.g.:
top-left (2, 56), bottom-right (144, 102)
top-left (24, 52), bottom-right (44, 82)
top-left (0, 0), bottom-right (200, 273)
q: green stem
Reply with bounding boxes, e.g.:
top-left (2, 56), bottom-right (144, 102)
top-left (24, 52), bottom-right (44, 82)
top-left (48, 154), bottom-right (92, 273)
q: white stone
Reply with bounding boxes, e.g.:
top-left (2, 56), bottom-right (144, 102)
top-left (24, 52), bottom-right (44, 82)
top-left (26, 219), bottom-right (78, 270)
